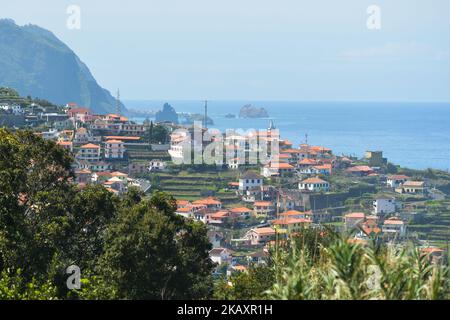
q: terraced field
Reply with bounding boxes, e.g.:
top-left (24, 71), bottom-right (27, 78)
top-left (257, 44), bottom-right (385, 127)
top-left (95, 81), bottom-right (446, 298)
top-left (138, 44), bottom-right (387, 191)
top-left (408, 200), bottom-right (450, 247)
top-left (153, 170), bottom-right (242, 204)
top-left (126, 145), bottom-right (171, 161)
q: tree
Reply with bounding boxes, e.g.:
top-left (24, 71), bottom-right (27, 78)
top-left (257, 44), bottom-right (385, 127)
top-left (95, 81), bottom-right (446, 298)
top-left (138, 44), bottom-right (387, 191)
top-left (145, 122), bottom-right (169, 144)
top-left (0, 128), bottom-right (74, 279)
top-left (97, 192), bottom-right (214, 299)
top-left (214, 265), bottom-right (274, 300)
top-left (0, 269), bottom-right (58, 300)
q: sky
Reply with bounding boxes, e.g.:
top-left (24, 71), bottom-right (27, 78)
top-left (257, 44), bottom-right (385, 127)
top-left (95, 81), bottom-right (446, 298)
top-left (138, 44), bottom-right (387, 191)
top-left (2, 0), bottom-right (450, 102)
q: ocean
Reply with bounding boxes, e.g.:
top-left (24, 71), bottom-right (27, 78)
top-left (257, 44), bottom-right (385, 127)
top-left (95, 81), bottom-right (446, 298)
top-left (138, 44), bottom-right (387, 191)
top-left (124, 100), bottom-right (450, 171)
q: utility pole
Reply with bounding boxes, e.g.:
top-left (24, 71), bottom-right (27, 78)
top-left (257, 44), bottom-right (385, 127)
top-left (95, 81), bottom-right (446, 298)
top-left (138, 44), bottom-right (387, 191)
top-left (116, 89), bottom-right (121, 116)
top-left (204, 100), bottom-right (208, 129)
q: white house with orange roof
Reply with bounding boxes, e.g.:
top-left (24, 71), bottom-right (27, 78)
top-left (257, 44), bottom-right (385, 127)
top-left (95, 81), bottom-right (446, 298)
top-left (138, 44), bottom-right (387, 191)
top-left (110, 171), bottom-right (128, 183)
top-left (253, 201), bottom-right (275, 216)
top-left (244, 227), bottom-right (276, 246)
top-left (299, 177), bottom-right (330, 192)
top-left (262, 162), bottom-right (295, 177)
top-left (346, 165), bottom-right (374, 177)
top-left (387, 175), bottom-right (409, 188)
top-left (272, 217), bottom-right (311, 234)
top-left (209, 248), bottom-right (233, 265)
top-left (76, 143), bottom-right (101, 162)
top-left (230, 207), bottom-right (252, 218)
top-left (67, 107), bottom-right (92, 123)
top-left (176, 199), bottom-right (190, 208)
top-left (104, 139), bottom-right (126, 159)
top-left (103, 176), bottom-right (126, 194)
top-left (395, 181), bottom-right (426, 195)
top-left (175, 206), bottom-right (194, 219)
top-left (192, 197), bottom-right (222, 210)
top-left (278, 210), bottom-right (309, 220)
top-left (382, 217), bottom-right (406, 238)
top-left (297, 158), bottom-right (320, 169)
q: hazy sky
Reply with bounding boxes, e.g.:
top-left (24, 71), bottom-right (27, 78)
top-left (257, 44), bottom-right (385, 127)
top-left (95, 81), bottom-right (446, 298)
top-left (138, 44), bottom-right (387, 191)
top-left (2, 0), bottom-right (450, 101)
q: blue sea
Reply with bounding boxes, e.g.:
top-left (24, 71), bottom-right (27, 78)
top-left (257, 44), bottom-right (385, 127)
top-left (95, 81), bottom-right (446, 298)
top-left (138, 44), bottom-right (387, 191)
top-left (124, 100), bottom-right (450, 171)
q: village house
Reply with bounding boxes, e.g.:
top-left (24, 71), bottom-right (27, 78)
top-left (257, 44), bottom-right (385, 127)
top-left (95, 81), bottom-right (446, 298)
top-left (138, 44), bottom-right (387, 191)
top-left (104, 139), bottom-right (126, 159)
top-left (67, 107), bottom-right (92, 123)
top-left (128, 162), bottom-right (148, 174)
top-left (238, 172), bottom-right (263, 192)
top-left (110, 171), bottom-right (128, 183)
top-left (103, 177), bottom-right (126, 194)
top-left (208, 210), bottom-right (235, 226)
top-left (209, 248), bottom-right (233, 265)
top-left (299, 163), bottom-right (332, 176)
top-left (299, 177), bottom-right (330, 192)
top-left (365, 151), bottom-right (387, 167)
top-left (229, 207), bottom-right (252, 218)
top-left (192, 197), bottom-right (222, 210)
top-left (175, 206), bottom-right (194, 219)
top-left (278, 210), bottom-right (309, 220)
top-left (359, 216), bottom-right (382, 238)
top-left (276, 193), bottom-right (297, 212)
top-left (253, 201), bottom-right (275, 216)
top-left (346, 165), bottom-right (374, 177)
top-left (386, 174), bottom-right (409, 188)
top-left (272, 217), bottom-right (311, 235)
top-left (382, 217), bottom-right (407, 238)
top-left (344, 212), bottom-right (366, 230)
top-left (373, 196), bottom-right (397, 215)
top-left (395, 180), bottom-right (426, 195)
top-left (74, 168), bottom-right (92, 184)
top-left (262, 162), bottom-right (295, 177)
top-left (244, 227), bottom-right (276, 246)
top-left (73, 127), bottom-right (92, 144)
top-left (76, 143), bottom-right (101, 162)
top-left (297, 158), bottom-right (320, 169)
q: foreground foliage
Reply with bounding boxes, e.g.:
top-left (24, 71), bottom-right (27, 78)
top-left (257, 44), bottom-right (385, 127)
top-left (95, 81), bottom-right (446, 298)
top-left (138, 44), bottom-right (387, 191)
top-left (0, 129), bottom-right (213, 300)
top-left (215, 229), bottom-right (450, 300)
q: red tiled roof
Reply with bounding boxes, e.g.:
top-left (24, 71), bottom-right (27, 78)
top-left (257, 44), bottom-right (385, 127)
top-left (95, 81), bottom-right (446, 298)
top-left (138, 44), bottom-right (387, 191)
top-left (345, 212), bottom-right (365, 219)
top-left (252, 227), bottom-right (276, 235)
top-left (193, 197), bottom-right (222, 205)
top-left (301, 177), bottom-right (328, 184)
top-left (273, 218), bottom-right (312, 225)
top-left (230, 207), bottom-right (252, 213)
top-left (254, 201), bottom-right (273, 207)
top-left (80, 143), bottom-right (100, 149)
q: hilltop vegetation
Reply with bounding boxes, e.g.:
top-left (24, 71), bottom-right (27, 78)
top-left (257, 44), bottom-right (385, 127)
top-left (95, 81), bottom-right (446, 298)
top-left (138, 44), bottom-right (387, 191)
top-left (0, 19), bottom-right (124, 114)
top-left (0, 87), bottom-right (58, 109)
